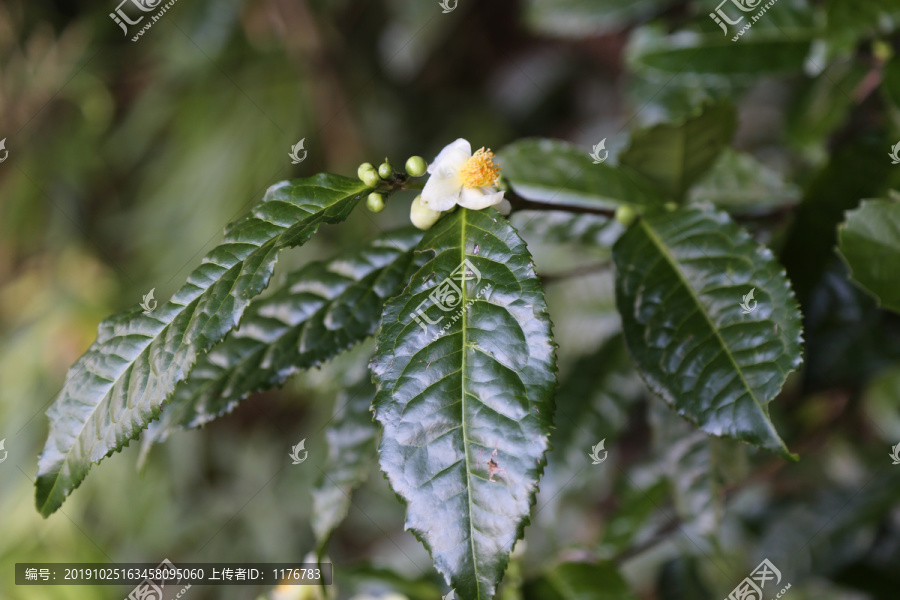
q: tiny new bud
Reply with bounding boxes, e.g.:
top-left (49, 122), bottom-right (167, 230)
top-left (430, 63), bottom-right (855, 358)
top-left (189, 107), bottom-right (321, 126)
top-left (378, 160), bottom-right (393, 179)
top-left (366, 193), bottom-right (385, 213)
top-left (664, 202), bottom-right (678, 212)
top-left (615, 205), bottom-right (637, 227)
top-left (405, 156), bottom-right (427, 177)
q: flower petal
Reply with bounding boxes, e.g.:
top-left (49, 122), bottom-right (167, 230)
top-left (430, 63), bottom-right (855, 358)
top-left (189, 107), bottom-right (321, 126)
top-left (457, 187), bottom-right (505, 210)
top-left (427, 138), bottom-right (471, 175)
top-left (421, 171), bottom-right (463, 211)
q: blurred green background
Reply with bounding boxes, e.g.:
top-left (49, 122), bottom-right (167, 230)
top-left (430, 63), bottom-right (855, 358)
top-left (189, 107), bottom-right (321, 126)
top-left (3, 0), bottom-right (900, 599)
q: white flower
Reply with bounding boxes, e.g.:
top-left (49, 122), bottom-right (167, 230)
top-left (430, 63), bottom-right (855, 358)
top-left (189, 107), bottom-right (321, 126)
top-left (419, 139), bottom-right (505, 212)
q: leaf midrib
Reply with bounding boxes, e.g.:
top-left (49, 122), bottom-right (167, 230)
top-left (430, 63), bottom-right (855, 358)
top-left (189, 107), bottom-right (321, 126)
top-left (458, 210), bottom-right (484, 599)
top-left (636, 218), bottom-right (785, 450)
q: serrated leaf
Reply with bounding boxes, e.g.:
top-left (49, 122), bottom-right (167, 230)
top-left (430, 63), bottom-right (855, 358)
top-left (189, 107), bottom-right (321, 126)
top-left (311, 379), bottom-right (380, 556)
top-left (612, 205), bottom-right (803, 459)
top-left (370, 208), bottom-right (557, 600)
top-left (620, 103), bottom-right (737, 200)
top-left (837, 198), bottom-right (900, 314)
top-left (689, 149), bottom-right (800, 214)
top-left (522, 562), bottom-right (638, 600)
top-left (497, 138), bottom-right (663, 211)
top-left (35, 174), bottom-right (366, 517)
top-left (140, 227), bottom-right (422, 453)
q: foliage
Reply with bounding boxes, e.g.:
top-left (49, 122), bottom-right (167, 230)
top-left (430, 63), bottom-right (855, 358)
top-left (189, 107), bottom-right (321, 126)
top-left (4, 0), bottom-right (900, 599)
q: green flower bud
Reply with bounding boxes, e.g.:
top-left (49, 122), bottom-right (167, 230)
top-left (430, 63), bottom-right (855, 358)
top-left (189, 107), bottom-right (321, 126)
top-left (664, 201), bottom-right (678, 212)
top-left (378, 159), bottom-right (393, 179)
top-left (358, 165), bottom-right (380, 188)
top-left (405, 156), bottom-right (427, 177)
top-left (410, 195), bottom-right (442, 230)
top-left (358, 162), bottom-right (375, 180)
top-left (366, 192), bottom-right (385, 213)
top-left (615, 205), bottom-right (637, 227)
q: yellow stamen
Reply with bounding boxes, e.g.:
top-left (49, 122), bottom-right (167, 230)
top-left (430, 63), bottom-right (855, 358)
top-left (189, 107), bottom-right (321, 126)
top-left (459, 147), bottom-right (501, 188)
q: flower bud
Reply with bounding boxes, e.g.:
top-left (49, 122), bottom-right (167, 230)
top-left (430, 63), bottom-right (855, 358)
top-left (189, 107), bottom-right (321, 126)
top-left (358, 163), bottom-right (380, 187)
top-left (615, 205), bottom-right (637, 227)
top-left (366, 193), bottom-right (385, 213)
top-left (378, 159), bottom-right (393, 179)
top-left (410, 195), bottom-right (442, 230)
top-left (405, 156), bottom-right (427, 177)
top-left (664, 202), bottom-right (678, 212)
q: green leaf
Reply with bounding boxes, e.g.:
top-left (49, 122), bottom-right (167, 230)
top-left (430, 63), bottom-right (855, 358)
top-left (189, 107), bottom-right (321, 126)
top-left (619, 103), bottom-right (737, 200)
top-left (523, 0), bottom-right (670, 38)
top-left (370, 208), bottom-right (557, 600)
top-left (627, 27), bottom-right (813, 75)
top-left (35, 174), bottom-right (366, 517)
top-left (140, 227), bottom-right (422, 452)
top-left (497, 138), bottom-right (663, 211)
top-left (688, 149), bottom-right (800, 214)
top-left (612, 205), bottom-right (803, 459)
top-left (311, 379), bottom-right (380, 556)
top-left (837, 198), bottom-right (900, 314)
top-left (522, 562), bottom-right (638, 600)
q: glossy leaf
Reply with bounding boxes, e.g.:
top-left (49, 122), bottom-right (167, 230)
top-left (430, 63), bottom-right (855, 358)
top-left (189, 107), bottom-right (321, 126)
top-left (35, 175), bottom-right (366, 517)
top-left (620, 103), bottom-right (737, 200)
top-left (370, 208), bottom-right (557, 600)
top-left (522, 562), bottom-right (637, 600)
top-left (613, 205), bottom-right (803, 459)
top-left (140, 227), bottom-right (422, 452)
top-left (497, 138), bottom-right (662, 211)
top-left (311, 379), bottom-right (380, 556)
top-left (837, 199), bottom-right (900, 314)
